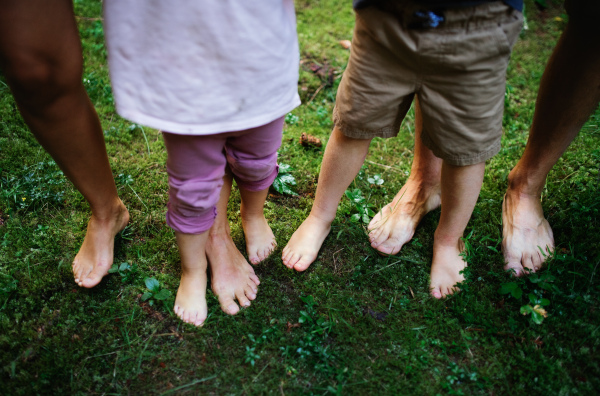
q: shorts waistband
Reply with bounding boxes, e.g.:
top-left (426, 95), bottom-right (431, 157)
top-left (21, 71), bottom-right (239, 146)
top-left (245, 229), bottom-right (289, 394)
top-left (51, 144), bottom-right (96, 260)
top-left (373, 1), bottom-right (515, 30)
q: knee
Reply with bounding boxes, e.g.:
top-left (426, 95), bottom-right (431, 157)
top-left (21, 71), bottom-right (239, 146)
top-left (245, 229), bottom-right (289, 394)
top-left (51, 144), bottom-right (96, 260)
top-left (227, 152), bottom-right (278, 189)
top-left (1, 49), bottom-right (83, 108)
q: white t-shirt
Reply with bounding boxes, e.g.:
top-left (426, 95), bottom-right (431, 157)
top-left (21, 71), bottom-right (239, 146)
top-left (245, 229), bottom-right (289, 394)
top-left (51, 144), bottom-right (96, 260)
top-left (103, 0), bottom-right (301, 135)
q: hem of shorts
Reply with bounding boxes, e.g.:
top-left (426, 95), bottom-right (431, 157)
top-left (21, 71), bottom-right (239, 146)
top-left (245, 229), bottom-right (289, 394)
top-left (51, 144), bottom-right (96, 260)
top-left (333, 111), bottom-right (400, 139)
top-left (116, 95), bottom-right (301, 135)
top-left (165, 205), bottom-right (217, 234)
top-left (421, 134), bottom-right (502, 166)
top-left (234, 166), bottom-right (279, 192)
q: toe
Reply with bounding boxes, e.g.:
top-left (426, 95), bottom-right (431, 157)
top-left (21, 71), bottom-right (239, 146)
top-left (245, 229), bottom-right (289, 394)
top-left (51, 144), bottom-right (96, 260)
top-left (504, 262), bottom-right (524, 277)
top-left (522, 254), bottom-right (536, 274)
top-left (218, 296), bottom-right (240, 315)
top-left (293, 256), bottom-right (313, 272)
top-left (245, 285), bottom-right (257, 300)
top-left (249, 273), bottom-right (260, 286)
top-left (236, 291), bottom-right (251, 308)
top-left (286, 252), bottom-right (300, 268)
top-left (431, 287), bottom-right (442, 299)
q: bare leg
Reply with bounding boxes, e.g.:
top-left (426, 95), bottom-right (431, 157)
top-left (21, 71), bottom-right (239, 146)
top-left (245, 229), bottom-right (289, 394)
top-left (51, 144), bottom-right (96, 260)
top-left (239, 186), bottom-right (277, 265)
top-left (282, 126), bottom-right (371, 271)
top-left (430, 161), bottom-right (485, 298)
top-left (368, 98), bottom-right (442, 255)
top-left (173, 231), bottom-right (208, 327)
top-left (206, 170), bottom-right (260, 315)
top-left (502, 18), bottom-right (600, 276)
top-left (0, 0), bottom-right (129, 288)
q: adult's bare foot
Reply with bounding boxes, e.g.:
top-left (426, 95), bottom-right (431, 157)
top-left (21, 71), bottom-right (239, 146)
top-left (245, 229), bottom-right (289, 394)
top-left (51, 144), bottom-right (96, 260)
top-left (206, 231), bottom-right (260, 315)
top-left (72, 199), bottom-right (129, 288)
top-left (174, 269), bottom-right (208, 327)
top-left (502, 188), bottom-right (554, 277)
top-left (241, 211), bottom-right (276, 265)
top-left (430, 237), bottom-right (466, 299)
top-left (282, 214), bottom-right (331, 272)
top-left (368, 178), bottom-right (441, 255)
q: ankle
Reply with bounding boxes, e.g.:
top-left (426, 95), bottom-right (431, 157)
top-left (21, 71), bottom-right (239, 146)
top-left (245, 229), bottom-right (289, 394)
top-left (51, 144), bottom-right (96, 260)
top-left (507, 166), bottom-right (545, 198)
top-left (433, 231), bottom-right (463, 250)
top-left (90, 197), bottom-right (127, 221)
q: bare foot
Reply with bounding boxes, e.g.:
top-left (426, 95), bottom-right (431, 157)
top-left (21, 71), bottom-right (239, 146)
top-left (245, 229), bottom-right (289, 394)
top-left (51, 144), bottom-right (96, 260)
top-left (206, 232), bottom-right (260, 315)
top-left (174, 270), bottom-right (208, 326)
top-left (502, 189), bottom-right (554, 277)
top-left (430, 237), bottom-right (466, 299)
top-left (241, 212), bottom-right (276, 265)
top-left (368, 179), bottom-right (441, 255)
top-left (72, 199), bottom-right (129, 288)
top-left (282, 214), bottom-right (331, 271)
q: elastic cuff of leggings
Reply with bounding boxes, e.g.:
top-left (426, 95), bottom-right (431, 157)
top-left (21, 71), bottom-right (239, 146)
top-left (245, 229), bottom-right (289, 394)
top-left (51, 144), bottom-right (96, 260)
top-left (165, 204), bottom-right (216, 234)
top-left (234, 165), bottom-right (279, 192)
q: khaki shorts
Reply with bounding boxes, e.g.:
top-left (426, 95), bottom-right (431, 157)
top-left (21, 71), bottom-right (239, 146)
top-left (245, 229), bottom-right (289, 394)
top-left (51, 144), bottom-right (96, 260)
top-left (334, 1), bottom-right (523, 166)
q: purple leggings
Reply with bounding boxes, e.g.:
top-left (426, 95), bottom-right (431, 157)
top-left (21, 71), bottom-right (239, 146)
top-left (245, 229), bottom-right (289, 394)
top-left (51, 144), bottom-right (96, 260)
top-left (162, 116), bottom-right (284, 234)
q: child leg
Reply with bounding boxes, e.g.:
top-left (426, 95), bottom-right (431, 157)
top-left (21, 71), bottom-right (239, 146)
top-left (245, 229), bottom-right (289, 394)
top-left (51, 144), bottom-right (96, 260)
top-left (430, 160), bottom-right (485, 299)
top-left (174, 231), bottom-right (209, 326)
top-left (162, 131), bottom-right (227, 325)
top-left (282, 126), bottom-right (372, 271)
top-left (225, 117), bottom-right (285, 264)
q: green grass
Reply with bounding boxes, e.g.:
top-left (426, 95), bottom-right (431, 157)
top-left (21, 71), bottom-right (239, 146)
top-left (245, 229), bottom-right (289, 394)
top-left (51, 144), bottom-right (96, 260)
top-left (1, 0), bottom-right (599, 394)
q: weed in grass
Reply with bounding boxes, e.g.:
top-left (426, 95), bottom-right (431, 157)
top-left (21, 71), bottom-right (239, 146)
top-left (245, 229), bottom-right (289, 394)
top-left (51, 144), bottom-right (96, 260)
top-left (141, 277), bottom-right (173, 309)
top-left (108, 262), bottom-right (139, 284)
top-left (272, 163), bottom-right (298, 196)
top-left (285, 112), bottom-right (299, 126)
top-left (344, 188), bottom-right (376, 224)
top-left (0, 160), bottom-right (65, 212)
top-left (499, 270), bottom-right (557, 324)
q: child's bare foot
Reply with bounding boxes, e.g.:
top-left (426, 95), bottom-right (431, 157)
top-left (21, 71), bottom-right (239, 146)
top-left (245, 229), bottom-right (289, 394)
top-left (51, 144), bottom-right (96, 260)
top-left (430, 237), bottom-right (466, 299)
top-left (282, 214), bottom-right (331, 271)
top-left (72, 199), bottom-right (129, 288)
top-left (368, 179), bottom-right (441, 256)
top-left (206, 232), bottom-right (260, 315)
top-left (502, 189), bottom-right (554, 277)
top-left (174, 270), bottom-right (208, 326)
top-left (241, 212), bottom-right (276, 265)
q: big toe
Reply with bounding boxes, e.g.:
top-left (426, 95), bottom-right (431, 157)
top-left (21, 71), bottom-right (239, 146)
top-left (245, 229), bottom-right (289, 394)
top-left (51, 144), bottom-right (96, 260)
top-left (376, 239), bottom-right (402, 256)
top-left (431, 287), bottom-right (443, 299)
top-left (293, 256), bottom-right (314, 272)
top-left (80, 264), bottom-right (109, 288)
top-left (504, 262), bottom-right (525, 277)
top-left (219, 296), bottom-right (240, 315)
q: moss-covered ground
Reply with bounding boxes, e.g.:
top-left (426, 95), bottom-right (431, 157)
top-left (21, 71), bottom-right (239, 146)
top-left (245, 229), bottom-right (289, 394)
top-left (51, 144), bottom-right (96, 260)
top-left (1, 1), bottom-right (599, 394)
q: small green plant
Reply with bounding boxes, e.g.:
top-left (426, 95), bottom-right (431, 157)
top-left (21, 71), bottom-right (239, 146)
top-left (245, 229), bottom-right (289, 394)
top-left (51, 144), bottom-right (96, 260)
top-left (499, 271), bottom-right (556, 324)
top-left (272, 163), bottom-right (298, 196)
top-left (108, 262), bottom-right (139, 283)
top-left (367, 174), bottom-right (384, 186)
top-left (141, 277), bottom-right (172, 307)
top-left (285, 112), bottom-right (299, 126)
top-left (344, 188), bottom-right (376, 224)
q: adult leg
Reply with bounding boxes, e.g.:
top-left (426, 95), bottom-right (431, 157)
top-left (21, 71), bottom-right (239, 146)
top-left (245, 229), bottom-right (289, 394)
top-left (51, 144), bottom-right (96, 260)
top-left (368, 97), bottom-right (442, 255)
top-left (205, 168), bottom-right (260, 316)
top-left (282, 126), bottom-right (371, 271)
top-left (502, 16), bottom-right (600, 276)
top-left (0, 0), bottom-right (128, 288)
top-left (431, 161), bottom-right (485, 298)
